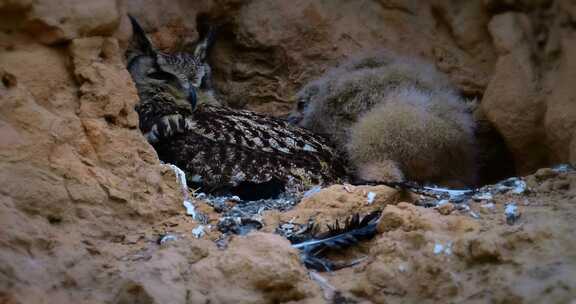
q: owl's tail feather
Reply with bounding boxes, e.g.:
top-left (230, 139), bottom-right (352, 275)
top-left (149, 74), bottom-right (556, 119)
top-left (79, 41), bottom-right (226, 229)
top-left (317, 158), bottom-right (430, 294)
top-left (291, 211), bottom-right (381, 272)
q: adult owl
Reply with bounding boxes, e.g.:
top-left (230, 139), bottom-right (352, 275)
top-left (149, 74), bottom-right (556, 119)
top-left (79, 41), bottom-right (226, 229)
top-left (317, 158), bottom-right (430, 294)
top-left (126, 16), bottom-right (346, 200)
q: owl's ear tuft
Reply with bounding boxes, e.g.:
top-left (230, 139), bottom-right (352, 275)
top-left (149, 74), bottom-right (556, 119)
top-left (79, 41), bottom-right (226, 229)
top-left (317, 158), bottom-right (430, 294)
top-left (127, 15), bottom-right (157, 60)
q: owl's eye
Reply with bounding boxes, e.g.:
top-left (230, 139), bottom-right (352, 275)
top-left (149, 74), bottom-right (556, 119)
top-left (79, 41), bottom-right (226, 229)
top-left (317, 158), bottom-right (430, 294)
top-left (147, 71), bottom-right (174, 81)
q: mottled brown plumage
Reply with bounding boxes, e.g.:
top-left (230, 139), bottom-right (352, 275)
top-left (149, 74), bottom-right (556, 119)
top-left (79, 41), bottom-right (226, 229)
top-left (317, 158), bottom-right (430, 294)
top-left (126, 16), bottom-right (346, 198)
top-left (153, 103), bottom-right (346, 195)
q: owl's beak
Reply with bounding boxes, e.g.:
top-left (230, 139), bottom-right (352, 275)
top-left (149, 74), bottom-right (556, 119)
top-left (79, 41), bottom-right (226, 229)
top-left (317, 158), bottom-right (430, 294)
top-left (187, 87), bottom-right (197, 109)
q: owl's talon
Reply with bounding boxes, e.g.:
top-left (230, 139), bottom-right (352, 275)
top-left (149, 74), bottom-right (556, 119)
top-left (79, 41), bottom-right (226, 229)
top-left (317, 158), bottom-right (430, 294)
top-left (144, 124), bottom-right (160, 143)
top-left (144, 114), bottom-right (194, 143)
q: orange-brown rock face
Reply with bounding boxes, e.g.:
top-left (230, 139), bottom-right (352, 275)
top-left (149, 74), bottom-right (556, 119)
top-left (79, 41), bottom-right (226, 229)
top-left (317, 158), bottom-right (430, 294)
top-left (0, 3), bottom-right (184, 302)
top-left (1, 0), bottom-right (576, 303)
top-left (481, 5), bottom-right (576, 174)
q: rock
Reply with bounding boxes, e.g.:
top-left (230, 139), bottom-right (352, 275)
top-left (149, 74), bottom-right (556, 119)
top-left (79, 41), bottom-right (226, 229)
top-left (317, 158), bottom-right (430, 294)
top-left (0, 9), bottom-right (183, 303)
top-left (378, 206), bottom-right (407, 232)
top-left (189, 232), bottom-right (317, 303)
top-left (454, 238), bottom-right (502, 264)
top-left (534, 167), bottom-right (558, 181)
top-left (481, 13), bottom-right (547, 174)
top-left (544, 33), bottom-right (576, 164)
top-left (437, 202), bottom-right (455, 215)
top-left (263, 184), bottom-right (403, 232)
top-left (114, 281), bottom-right (156, 304)
top-left (19, 0), bottom-right (121, 44)
top-left (115, 239), bottom-right (214, 304)
top-left (377, 202), bottom-right (478, 234)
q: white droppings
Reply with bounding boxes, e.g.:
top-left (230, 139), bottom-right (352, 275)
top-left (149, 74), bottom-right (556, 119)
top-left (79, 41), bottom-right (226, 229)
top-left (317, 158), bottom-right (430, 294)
top-left (183, 200), bottom-right (197, 218)
top-left (505, 203), bottom-right (518, 216)
top-left (423, 186), bottom-right (473, 199)
top-left (303, 186), bottom-right (322, 198)
top-left (496, 178), bottom-right (527, 194)
top-left (192, 225), bottom-right (206, 238)
top-left (444, 242), bottom-right (453, 256)
top-left (433, 243), bottom-right (444, 255)
top-left (167, 164), bottom-right (199, 221)
top-left (169, 164), bottom-right (188, 189)
top-left (159, 234), bottom-right (178, 245)
top-left (398, 263), bottom-right (408, 273)
top-left (511, 180), bottom-right (527, 194)
top-left (505, 202), bottom-right (520, 224)
top-left (434, 242), bottom-right (453, 255)
top-left (367, 192), bottom-right (377, 205)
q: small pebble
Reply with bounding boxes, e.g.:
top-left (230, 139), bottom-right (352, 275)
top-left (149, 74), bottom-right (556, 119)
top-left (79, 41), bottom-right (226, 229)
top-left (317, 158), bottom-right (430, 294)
top-left (437, 202), bottom-right (455, 215)
top-left (505, 202), bottom-right (520, 225)
top-left (473, 192), bottom-right (493, 201)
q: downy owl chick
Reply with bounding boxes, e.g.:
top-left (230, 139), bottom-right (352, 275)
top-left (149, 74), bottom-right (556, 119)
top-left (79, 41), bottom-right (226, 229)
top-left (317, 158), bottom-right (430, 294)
top-left (126, 16), bottom-right (346, 200)
top-left (291, 52), bottom-right (477, 187)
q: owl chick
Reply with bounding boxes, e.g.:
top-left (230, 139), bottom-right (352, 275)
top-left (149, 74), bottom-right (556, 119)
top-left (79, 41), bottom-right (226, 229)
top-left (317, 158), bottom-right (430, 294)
top-left (291, 52), bottom-right (478, 187)
top-left (126, 16), bottom-right (346, 199)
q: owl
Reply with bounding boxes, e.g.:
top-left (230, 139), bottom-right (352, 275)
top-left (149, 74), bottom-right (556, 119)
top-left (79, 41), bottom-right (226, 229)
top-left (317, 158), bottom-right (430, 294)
top-left (126, 16), bottom-right (346, 200)
top-left (291, 52), bottom-right (478, 188)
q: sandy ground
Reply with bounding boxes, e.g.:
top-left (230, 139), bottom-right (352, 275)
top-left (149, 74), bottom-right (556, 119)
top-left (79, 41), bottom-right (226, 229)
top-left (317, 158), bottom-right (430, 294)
top-left (78, 165), bottom-right (576, 304)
